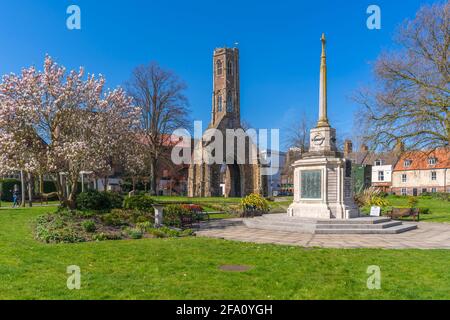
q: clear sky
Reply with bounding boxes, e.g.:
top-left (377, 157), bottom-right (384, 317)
top-left (0, 0), bottom-right (437, 149)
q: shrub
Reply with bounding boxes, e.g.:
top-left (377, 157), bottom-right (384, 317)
top-left (124, 227), bottom-right (143, 239)
top-left (123, 195), bottom-right (155, 211)
top-left (147, 226), bottom-right (194, 238)
top-left (407, 196), bottom-right (418, 208)
top-left (101, 210), bottom-right (132, 227)
top-left (355, 188), bottom-right (390, 207)
top-left (76, 190), bottom-right (111, 211)
top-left (136, 221), bottom-right (151, 233)
top-left (105, 192), bottom-right (124, 209)
top-left (241, 193), bottom-right (269, 212)
top-left (421, 192), bottom-right (449, 201)
top-left (82, 220), bottom-right (96, 233)
top-left (101, 209), bottom-right (154, 227)
top-left (181, 204), bottom-right (204, 213)
top-left (164, 204), bottom-right (191, 227)
top-left (378, 191), bottom-right (389, 198)
top-left (418, 207), bottom-right (430, 215)
top-left (92, 232), bottom-right (121, 241)
top-left (35, 214), bottom-right (86, 243)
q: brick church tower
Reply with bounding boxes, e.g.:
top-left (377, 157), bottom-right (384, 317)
top-left (187, 47), bottom-right (265, 198)
top-left (211, 47), bottom-right (240, 129)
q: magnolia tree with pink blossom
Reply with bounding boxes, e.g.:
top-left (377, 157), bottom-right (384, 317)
top-left (0, 56), bottom-right (139, 208)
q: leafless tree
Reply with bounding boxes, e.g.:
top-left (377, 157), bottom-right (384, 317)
top-left (354, 2), bottom-right (449, 151)
top-left (127, 62), bottom-right (190, 195)
top-left (284, 112), bottom-right (313, 152)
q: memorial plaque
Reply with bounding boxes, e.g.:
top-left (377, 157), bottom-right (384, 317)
top-left (301, 170), bottom-right (322, 199)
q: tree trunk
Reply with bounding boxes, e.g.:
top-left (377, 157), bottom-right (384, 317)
top-left (103, 176), bottom-right (109, 193)
top-left (53, 173), bottom-right (66, 207)
top-left (149, 158), bottom-right (157, 196)
top-left (27, 172), bottom-right (33, 207)
top-left (39, 175), bottom-right (44, 193)
top-left (20, 170), bottom-right (26, 207)
top-left (67, 177), bottom-right (79, 210)
top-left (132, 177), bottom-right (136, 192)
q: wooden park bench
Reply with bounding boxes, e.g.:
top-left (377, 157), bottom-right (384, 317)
top-left (34, 192), bottom-right (59, 205)
top-left (180, 212), bottom-right (212, 229)
top-left (387, 208), bottom-right (420, 221)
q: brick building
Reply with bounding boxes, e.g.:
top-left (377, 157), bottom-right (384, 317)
top-left (392, 148), bottom-right (450, 196)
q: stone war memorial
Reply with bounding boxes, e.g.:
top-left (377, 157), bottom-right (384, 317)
top-left (287, 34), bottom-right (360, 220)
top-left (243, 34), bottom-right (418, 234)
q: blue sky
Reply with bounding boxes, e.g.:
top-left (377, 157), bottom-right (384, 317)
top-left (0, 0), bottom-right (436, 149)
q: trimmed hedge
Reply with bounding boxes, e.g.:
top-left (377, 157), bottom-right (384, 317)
top-left (76, 190), bottom-right (123, 211)
top-left (0, 179), bottom-right (21, 201)
top-left (123, 195), bottom-right (154, 211)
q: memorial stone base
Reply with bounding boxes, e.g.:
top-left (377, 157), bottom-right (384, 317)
top-left (287, 155), bottom-right (360, 220)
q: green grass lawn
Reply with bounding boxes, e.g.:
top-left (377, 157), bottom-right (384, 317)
top-left (1, 206), bottom-right (450, 300)
top-left (384, 196), bottom-right (450, 223)
top-left (361, 196), bottom-right (450, 223)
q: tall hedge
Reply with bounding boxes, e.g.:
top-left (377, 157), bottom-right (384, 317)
top-left (0, 179), bottom-right (21, 201)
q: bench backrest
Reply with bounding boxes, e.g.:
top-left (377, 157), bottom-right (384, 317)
top-left (392, 208), bottom-right (411, 215)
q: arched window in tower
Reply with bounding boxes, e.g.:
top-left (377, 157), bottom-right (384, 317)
top-left (216, 60), bottom-right (223, 76)
top-left (226, 92), bottom-right (233, 112)
top-left (217, 94), bottom-right (223, 112)
top-left (227, 60), bottom-right (233, 75)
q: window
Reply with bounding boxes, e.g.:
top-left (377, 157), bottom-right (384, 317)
top-left (428, 158), bottom-right (437, 165)
top-left (404, 159), bottom-right (412, 167)
top-left (374, 159), bottom-right (382, 166)
top-left (216, 60), bottom-right (223, 75)
top-left (402, 174), bottom-right (407, 183)
top-left (226, 93), bottom-right (233, 112)
top-left (422, 188), bottom-right (427, 194)
top-left (227, 60), bottom-right (233, 75)
top-left (431, 171), bottom-right (437, 181)
top-left (217, 94), bottom-right (223, 112)
top-left (378, 171), bottom-right (384, 181)
top-left (431, 188), bottom-right (437, 193)
top-left (401, 188), bottom-right (407, 196)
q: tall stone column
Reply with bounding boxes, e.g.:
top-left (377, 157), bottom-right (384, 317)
top-left (317, 33), bottom-right (330, 128)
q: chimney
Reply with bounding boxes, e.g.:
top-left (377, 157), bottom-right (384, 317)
top-left (344, 140), bottom-right (353, 155)
top-left (360, 144), bottom-right (369, 152)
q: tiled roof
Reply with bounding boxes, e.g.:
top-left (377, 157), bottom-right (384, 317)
top-left (362, 152), bottom-right (400, 166)
top-left (345, 151), bottom-right (399, 166)
top-left (393, 148), bottom-right (450, 171)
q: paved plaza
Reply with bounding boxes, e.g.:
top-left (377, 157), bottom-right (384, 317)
top-left (196, 218), bottom-right (450, 249)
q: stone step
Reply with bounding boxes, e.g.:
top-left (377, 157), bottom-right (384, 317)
top-left (315, 224), bottom-right (418, 234)
top-left (259, 214), bottom-right (392, 225)
top-left (243, 220), bottom-right (315, 233)
top-left (247, 218), bottom-right (317, 228)
top-left (314, 217), bottom-right (392, 224)
top-left (243, 216), bottom-right (418, 234)
top-left (315, 221), bottom-right (403, 230)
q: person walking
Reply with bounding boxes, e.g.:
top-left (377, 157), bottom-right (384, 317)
top-left (12, 185), bottom-right (20, 208)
